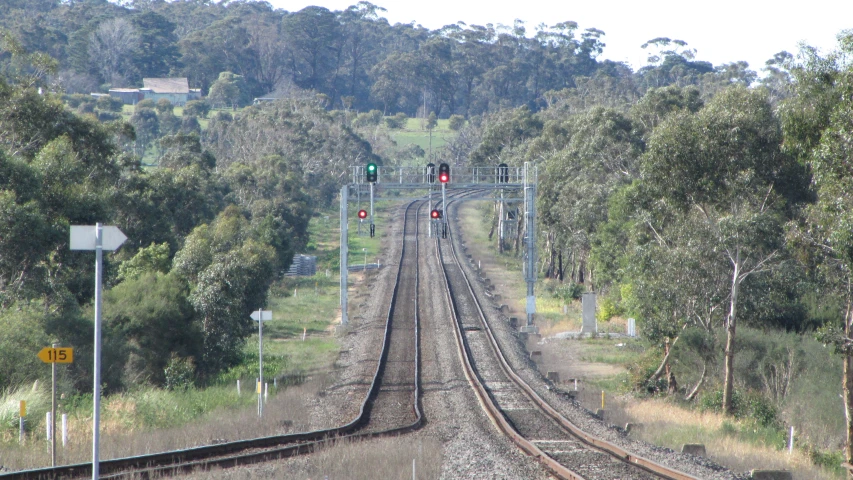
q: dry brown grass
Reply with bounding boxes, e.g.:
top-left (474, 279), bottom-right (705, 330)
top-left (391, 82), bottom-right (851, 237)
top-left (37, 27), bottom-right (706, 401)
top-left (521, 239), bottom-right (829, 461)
top-left (623, 399), bottom-right (841, 480)
top-left (0, 378), bottom-right (330, 470)
top-left (181, 436), bottom-right (443, 479)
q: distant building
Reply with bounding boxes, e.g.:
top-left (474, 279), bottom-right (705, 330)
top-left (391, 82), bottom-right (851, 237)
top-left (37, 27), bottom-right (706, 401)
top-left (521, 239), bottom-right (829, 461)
top-left (108, 78), bottom-right (202, 106)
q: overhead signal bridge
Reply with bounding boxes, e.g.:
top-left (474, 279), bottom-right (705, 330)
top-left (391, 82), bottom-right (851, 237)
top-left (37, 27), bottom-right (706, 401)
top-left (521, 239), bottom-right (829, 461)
top-left (339, 163), bottom-right (538, 328)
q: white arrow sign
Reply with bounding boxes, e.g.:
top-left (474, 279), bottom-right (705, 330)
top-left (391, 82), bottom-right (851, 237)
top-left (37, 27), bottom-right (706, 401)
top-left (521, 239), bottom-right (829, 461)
top-left (70, 225), bottom-right (127, 251)
top-left (250, 310), bottom-right (273, 321)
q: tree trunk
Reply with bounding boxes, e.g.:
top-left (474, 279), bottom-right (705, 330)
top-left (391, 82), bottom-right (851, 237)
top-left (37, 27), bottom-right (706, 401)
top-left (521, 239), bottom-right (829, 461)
top-left (648, 334), bottom-right (682, 383)
top-left (558, 250), bottom-right (564, 282)
top-left (723, 258), bottom-right (740, 415)
top-left (685, 361), bottom-right (707, 401)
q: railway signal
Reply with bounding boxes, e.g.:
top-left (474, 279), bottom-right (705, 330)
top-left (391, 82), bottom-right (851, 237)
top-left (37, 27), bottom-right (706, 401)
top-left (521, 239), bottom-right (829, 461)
top-left (366, 163), bottom-right (378, 183)
top-left (498, 163), bottom-right (509, 183)
top-left (438, 163), bottom-right (450, 183)
top-left (431, 209), bottom-right (441, 219)
top-left (358, 209), bottom-right (368, 219)
top-left (426, 163), bottom-right (436, 183)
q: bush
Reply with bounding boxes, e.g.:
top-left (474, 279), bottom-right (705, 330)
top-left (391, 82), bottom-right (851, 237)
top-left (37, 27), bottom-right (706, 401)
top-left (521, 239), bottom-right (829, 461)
top-left (448, 114), bottom-right (465, 131)
top-left (352, 109), bottom-right (383, 127)
top-left (164, 354), bottom-right (196, 391)
top-left (184, 99), bottom-right (211, 118)
top-left (552, 282), bottom-right (583, 302)
top-left (385, 112), bottom-right (408, 129)
top-left (698, 388), bottom-right (778, 427)
top-left (181, 115), bottom-right (201, 134)
top-left (98, 111), bottom-right (122, 122)
top-left (596, 295), bottom-right (622, 322)
top-left (96, 95), bottom-right (124, 112)
top-left (65, 93), bottom-right (94, 108)
top-left (135, 99), bottom-right (156, 111)
top-left (155, 98), bottom-right (174, 114)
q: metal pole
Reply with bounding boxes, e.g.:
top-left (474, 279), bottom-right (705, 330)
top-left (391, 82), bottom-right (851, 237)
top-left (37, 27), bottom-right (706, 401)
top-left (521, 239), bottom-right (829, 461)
top-left (442, 182), bottom-right (447, 237)
top-left (356, 184), bottom-right (361, 235)
top-left (428, 186), bottom-right (432, 238)
top-left (258, 308), bottom-right (263, 417)
top-left (51, 342), bottom-right (57, 467)
top-left (524, 164), bottom-right (537, 326)
top-left (499, 188), bottom-right (505, 252)
top-left (369, 182), bottom-right (375, 236)
top-left (93, 223), bottom-right (103, 480)
top-left (340, 186), bottom-right (348, 326)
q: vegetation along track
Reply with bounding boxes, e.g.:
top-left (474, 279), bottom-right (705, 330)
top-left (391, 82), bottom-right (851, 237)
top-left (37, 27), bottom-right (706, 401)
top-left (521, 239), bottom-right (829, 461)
top-left (435, 194), bottom-right (698, 480)
top-left (1, 200), bottom-right (427, 480)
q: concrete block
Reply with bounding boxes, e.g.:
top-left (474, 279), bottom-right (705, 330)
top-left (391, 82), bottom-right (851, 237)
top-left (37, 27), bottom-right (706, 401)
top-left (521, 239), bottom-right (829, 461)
top-left (749, 471), bottom-right (792, 480)
top-left (624, 423), bottom-right (635, 433)
top-left (530, 351), bottom-right (542, 360)
top-left (595, 409), bottom-right (606, 420)
top-left (483, 278), bottom-right (491, 285)
top-left (499, 304), bottom-right (510, 314)
top-left (519, 325), bottom-right (539, 334)
top-left (509, 317), bottom-right (519, 328)
top-left (681, 444), bottom-right (706, 457)
top-left (546, 371), bottom-right (560, 382)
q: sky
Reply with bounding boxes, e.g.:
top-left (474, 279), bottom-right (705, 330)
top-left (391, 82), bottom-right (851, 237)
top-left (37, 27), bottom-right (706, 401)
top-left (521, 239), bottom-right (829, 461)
top-left (266, 0), bottom-right (853, 73)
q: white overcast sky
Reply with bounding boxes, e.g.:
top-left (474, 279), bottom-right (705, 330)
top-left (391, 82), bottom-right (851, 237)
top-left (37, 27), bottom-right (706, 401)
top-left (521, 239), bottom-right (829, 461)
top-left (266, 0), bottom-right (852, 72)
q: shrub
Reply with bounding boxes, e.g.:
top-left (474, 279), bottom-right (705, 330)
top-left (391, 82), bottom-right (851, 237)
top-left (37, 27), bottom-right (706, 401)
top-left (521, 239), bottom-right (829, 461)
top-left (98, 111), bottom-right (121, 122)
top-left (184, 99), bottom-right (211, 118)
top-left (448, 114), bottom-right (465, 131)
top-left (135, 99), bottom-right (156, 111)
top-left (385, 112), bottom-right (408, 129)
top-left (155, 98), bottom-right (174, 114)
top-left (164, 354), bottom-right (196, 391)
top-left (96, 95), bottom-right (124, 112)
top-left (597, 296), bottom-right (622, 322)
top-left (65, 93), bottom-right (94, 108)
top-left (553, 282), bottom-right (583, 302)
top-left (181, 115), bottom-right (201, 134)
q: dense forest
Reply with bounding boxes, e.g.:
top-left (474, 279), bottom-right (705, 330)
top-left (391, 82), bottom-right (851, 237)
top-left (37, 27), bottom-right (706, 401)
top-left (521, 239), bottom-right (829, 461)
top-left (4, 0), bottom-right (853, 471)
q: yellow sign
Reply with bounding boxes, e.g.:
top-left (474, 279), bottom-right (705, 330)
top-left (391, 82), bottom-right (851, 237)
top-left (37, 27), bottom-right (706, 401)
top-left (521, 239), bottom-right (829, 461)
top-left (19, 400), bottom-right (25, 417)
top-left (257, 381), bottom-right (262, 394)
top-left (37, 347), bottom-right (74, 364)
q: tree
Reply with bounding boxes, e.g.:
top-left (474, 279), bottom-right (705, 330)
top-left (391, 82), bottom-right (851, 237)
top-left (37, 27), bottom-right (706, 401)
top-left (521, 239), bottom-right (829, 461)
top-left (783, 34), bottom-right (853, 472)
top-left (207, 71), bottom-right (249, 108)
top-left (88, 17), bottom-right (139, 86)
top-left (642, 86), bottom-right (808, 413)
top-left (129, 107), bottom-right (159, 156)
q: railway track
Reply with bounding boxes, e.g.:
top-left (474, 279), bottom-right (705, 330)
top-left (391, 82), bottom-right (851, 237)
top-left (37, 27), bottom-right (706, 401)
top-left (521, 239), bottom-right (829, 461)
top-left (435, 195), bottom-right (699, 480)
top-left (1, 200), bottom-right (427, 480)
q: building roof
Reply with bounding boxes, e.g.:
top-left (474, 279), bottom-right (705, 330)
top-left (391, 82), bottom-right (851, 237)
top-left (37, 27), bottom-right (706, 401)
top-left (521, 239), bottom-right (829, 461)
top-left (109, 88), bottom-right (140, 93)
top-left (142, 78), bottom-right (189, 94)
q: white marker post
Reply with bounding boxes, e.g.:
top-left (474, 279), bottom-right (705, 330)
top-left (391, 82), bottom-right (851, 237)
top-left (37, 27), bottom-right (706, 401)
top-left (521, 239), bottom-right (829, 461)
top-left (71, 224), bottom-right (126, 480)
top-left (250, 309), bottom-right (272, 417)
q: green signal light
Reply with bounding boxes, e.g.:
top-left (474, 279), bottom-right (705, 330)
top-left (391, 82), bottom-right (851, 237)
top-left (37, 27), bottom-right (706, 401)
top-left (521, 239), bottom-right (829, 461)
top-left (367, 164), bottom-right (376, 172)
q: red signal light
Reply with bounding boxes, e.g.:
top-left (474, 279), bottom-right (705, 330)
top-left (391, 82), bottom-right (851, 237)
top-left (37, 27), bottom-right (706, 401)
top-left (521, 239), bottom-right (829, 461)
top-left (439, 173), bottom-right (449, 183)
top-left (430, 209), bottom-right (441, 219)
top-left (358, 209), bottom-right (368, 219)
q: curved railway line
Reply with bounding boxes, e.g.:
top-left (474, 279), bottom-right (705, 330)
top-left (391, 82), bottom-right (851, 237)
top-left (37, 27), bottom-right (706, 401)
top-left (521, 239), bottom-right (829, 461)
top-left (2, 190), bottom-right (731, 479)
top-left (1, 200), bottom-right (427, 480)
top-left (435, 195), bottom-right (699, 480)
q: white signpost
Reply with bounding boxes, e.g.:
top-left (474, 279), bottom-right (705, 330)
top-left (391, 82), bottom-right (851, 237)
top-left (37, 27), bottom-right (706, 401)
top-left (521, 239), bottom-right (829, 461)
top-left (70, 224), bottom-right (127, 480)
top-left (251, 309), bottom-right (272, 417)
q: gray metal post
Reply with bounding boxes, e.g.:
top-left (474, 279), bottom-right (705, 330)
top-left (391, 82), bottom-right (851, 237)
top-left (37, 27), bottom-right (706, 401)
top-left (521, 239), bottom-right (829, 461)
top-left (340, 186), bottom-right (348, 325)
top-left (369, 182), bottom-right (375, 229)
top-left (524, 164), bottom-right (537, 326)
top-left (258, 308), bottom-right (263, 417)
top-left (92, 223), bottom-right (103, 480)
top-left (499, 188), bottom-right (505, 251)
top-left (442, 182), bottom-right (447, 235)
top-left (356, 184), bottom-right (361, 235)
top-left (51, 342), bottom-right (57, 467)
top-left (428, 186), bottom-right (432, 237)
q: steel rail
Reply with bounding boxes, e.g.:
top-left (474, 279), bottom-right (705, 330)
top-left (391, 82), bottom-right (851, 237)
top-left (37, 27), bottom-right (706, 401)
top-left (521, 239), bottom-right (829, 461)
top-left (437, 194), bottom-right (699, 480)
top-left (2, 200), bottom-right (427, 480)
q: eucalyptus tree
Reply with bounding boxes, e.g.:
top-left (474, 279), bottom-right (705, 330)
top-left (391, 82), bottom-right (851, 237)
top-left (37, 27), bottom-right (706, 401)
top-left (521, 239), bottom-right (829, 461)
top-left (642, 86), bottom-right (808, 413)
top-left (781, 34), bottom-right (853, 472)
